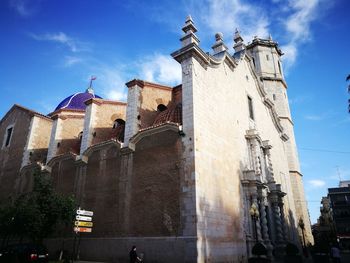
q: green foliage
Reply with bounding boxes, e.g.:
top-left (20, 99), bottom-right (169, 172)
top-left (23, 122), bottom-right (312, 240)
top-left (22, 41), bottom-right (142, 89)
top-left (0, 170), bottom-right (76, 243)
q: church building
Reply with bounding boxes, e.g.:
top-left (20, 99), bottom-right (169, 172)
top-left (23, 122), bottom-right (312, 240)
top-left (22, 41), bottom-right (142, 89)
top-left (0, 16), bottom-right (313, 262)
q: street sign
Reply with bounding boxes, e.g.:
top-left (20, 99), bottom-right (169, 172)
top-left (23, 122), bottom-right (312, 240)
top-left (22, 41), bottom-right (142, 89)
top-left (75, 221), bottom-right (93, 227)
top-left (74, 227), bottom-right (92, 233)
top-left (76, 209), bottom-right (94, 216)
top-left (76, 215), bottom-right (92, 222)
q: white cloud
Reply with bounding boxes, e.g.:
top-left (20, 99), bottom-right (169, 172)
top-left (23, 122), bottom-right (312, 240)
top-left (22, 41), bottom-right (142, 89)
top-left (304, 115), bottom-right (323, 121)
top-left (91, 65), bottom-right (130, 102)
top-left (9, 0), bottom-right (42, 17)
top-left (29, 32), bottom-right (90, 52)
top-left (280, 43), bottom-right (297, 72)
top-left (280, 0), bottom-right (327, 70)
top-left (308, 179), bottom-right (326, 188)
top-left (139, 54), bottom-right (181, 86)
top-left (285, 0), bottom-right (319, 42)
top-left (289, 95), bottom-right (311, 105)
top-left (64, 56), bottom-right (82, 67)
top-left (199, 0), bottom-right (269, 41)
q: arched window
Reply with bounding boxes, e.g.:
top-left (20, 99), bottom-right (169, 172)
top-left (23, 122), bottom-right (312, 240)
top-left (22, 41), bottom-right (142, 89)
top-left (157, 104), bottom-right (167, 112)
top-left (113, 119), bottom-right (125, 129)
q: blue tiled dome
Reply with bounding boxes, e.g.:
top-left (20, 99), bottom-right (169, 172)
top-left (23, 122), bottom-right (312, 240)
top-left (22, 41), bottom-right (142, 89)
top-left (55, 91), bottom-right (102, 111)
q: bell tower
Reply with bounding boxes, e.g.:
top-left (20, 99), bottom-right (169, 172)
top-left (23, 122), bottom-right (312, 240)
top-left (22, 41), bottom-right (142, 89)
top-left (246, 37), bottom-right (314, 245)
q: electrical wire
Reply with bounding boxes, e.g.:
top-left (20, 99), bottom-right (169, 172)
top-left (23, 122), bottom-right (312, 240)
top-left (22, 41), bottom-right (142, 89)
top-left (298, 147), bottom-right (350, 154)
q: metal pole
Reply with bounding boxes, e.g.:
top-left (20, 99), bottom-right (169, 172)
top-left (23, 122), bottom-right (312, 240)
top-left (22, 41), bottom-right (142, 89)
top-left (71, 232), bottom-right (77, 263)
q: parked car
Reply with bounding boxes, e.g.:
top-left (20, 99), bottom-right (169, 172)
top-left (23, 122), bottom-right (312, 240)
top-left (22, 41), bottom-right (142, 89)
top-left (0, 243), bottom-right (49, 263)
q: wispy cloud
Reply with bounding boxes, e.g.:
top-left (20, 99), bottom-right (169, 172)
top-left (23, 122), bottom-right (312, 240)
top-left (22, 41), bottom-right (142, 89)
top-left (289, 95), bottom-right (311, 105)
top-left (139, 54), bottom-right (181, 86)
top-left (29, 32), bottom-right (91, 52)
top-left (304, 115), bottom-right (323, 121)
top-left (95, 66), bottom-right (129, 101)
top-left (63, 56), bottom-right (83, 67)
top-left (122, 0), bottom-right (332, 72)
top-left (89, 53), bottom-right (181, 102)
top-left (9, 0), bottom-right (42, 17)
top-left (308, 179), bottom-right (326, 188)
top-left (280, 0), bottom-right (329, 71)
top-left (304, 110), bottom-right (336, 121)
top-left (196, 0), bottom-right (269, 42)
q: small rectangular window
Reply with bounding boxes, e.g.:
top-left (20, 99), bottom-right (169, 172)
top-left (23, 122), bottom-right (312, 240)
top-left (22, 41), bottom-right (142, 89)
top-left (248, 96), bottom-right (254, 120)
top-left (266, 54), bottom-right (269, 61)
top-left (273, 94), bottom-right (276, 100)
top-left (4, 127), bottom-right (13, 147)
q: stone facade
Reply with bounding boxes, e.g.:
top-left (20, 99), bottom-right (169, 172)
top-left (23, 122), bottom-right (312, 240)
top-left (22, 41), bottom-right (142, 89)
top-left (0, 16), bottom-right (313, 262)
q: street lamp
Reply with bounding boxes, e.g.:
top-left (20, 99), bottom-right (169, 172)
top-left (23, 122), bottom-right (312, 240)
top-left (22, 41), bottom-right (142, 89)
top-left (250, 203), bottom-right (260, 243)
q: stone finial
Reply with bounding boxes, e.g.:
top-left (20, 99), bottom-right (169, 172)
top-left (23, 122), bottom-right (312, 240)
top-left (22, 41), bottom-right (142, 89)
top-left (182, 14), bottom-right (197, 34)
top-left (215, 32), bottom-right (223, 42)
top-left (268, 34), bottom-right (273, 41)
top-left (180, 15), bottom-right (200, 47)
top-left (233, 28), bottom-right (245, 52)
top-left (234, 28), bottom-right (243, 43)
top-left (212, 32), bottom-right (227, 54)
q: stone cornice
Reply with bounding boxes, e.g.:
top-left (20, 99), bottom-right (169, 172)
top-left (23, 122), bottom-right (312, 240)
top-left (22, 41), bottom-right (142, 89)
top-left (49, 108), bottom-right (85, 118)
top-left (81, 139), bottom-right (121, 163)
top-left (0, 104), bottom-right (52, 126)
top-left (126, 79), bottom-right (173, 91)
top-left (245, 55), bottom-right (285, 137)
top-left (46, 151), bottom-right (78, 168)
top-left (51, 114), bottom-right (85, 120)
top-left (85, 98), bottom-right (127, 106)
top-left (260, 76), bottom-right (288, 89)
top-left (171, 43), bottom-right (237, 71)
top-left (246, 38), bottom-right (283, 56)
top-left (279, 116), bottom-right (294, 125)
top-left (289, 170), bottom-right (303, 177)
top-left (128, 122), bottom-right (180, 151)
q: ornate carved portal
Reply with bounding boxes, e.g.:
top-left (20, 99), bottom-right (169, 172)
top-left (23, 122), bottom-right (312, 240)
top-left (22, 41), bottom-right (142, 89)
top-left (242, 129), bottom-right (287, 259)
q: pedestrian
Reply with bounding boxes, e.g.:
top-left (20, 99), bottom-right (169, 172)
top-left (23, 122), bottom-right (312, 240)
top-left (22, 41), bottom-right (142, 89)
top-left (330, 244), bottom-right (341, 263)
top-left (129, 245), bottom-right (142, 263)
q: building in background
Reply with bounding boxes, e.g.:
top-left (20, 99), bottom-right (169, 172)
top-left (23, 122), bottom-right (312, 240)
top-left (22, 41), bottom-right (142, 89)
top-left (0, 16), bottom-right (313, 262)
top-left (328, 181), bottom-right (350, 249)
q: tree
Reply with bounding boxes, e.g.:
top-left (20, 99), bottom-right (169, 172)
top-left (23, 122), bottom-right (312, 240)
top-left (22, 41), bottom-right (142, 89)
top-left (0, 170), bottom-right (76, 245)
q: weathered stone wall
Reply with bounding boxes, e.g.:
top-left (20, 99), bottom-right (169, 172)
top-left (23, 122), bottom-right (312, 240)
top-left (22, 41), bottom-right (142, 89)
top-left (247, 42), bottom-right (313, 244)
top-left (124, 81), bottom-right (174, 146)
top-left (130, 129), bottom-right (182, 236)
top-left (50, 155), bottom-right (77, 196)
top-left (22, 116), bottom-right (52, 167)
top-left (91, 101), bottom-right (126, 146)
top-left (181, 52), bottom-right (296, 261)
top-left (0, 108), bottom-right (32, 201)
top-left (47, 111), bottom-right (85, 161)
top-left (138, 85), bottom-right (172, 129)
top-left (82, 143), bottom-right (122, 237)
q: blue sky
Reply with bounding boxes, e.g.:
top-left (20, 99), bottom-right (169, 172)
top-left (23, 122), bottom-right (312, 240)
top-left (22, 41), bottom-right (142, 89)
top-left (0, 0), bottom-right (349, 224)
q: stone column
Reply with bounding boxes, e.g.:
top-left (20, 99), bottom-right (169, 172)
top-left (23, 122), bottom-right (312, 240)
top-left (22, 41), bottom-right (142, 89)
top-left (252, 195), bottom-right (262, 242)
top-left (270, 194), bottom-right (283, 243)
top-left (279, 199), bottom-right (289, 242)
top-left (259, 196), bottom-right (269, 241)
top-left (262, 141), bottom-right (275, 183)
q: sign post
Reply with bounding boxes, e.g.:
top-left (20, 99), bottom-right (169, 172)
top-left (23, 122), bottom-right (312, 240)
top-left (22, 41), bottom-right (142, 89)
top-left (72, 208), bottom-right (94, 262)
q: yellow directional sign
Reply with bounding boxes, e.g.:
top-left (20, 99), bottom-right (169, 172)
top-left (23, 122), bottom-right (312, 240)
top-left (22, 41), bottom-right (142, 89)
top-left (75, 221), bottom-right (93, 227)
